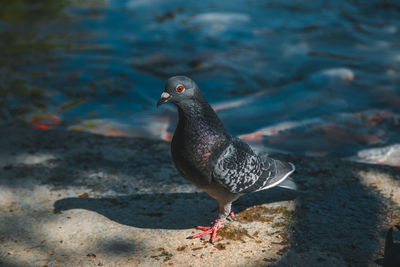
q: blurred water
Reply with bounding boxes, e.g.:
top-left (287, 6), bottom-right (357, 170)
top-left (0, 0), bottom-right (399, 164)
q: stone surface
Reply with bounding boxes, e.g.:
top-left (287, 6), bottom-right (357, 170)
top-left (0, 123), bottom-right (399, 266)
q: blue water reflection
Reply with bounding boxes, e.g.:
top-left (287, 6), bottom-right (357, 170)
top-left (0, 0), bottom-right (399, 164)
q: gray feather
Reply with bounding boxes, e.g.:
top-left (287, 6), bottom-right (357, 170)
top-left (277, 176), bottom-right (297, 190)
top-left (213, 138), bottom-right (295, 194)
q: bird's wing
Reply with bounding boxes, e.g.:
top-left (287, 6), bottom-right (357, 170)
top-left (212, 138), bottom-right (295, 194)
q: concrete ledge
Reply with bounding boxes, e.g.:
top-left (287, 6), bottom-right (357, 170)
top-left (0, 123), bottom-right (399, 266)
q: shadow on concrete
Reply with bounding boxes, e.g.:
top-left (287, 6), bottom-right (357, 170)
top-left (272, 153), bottom-right (400, 266)
top-left (53, 188), bottom-right (298, 229)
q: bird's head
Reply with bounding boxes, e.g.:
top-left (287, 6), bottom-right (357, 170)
top-left (157, 76), bottom-right (201, 107)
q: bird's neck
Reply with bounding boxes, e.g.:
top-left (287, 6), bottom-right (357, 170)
top-left (177, 99), bottom-right (228, 136)
top-left (173, 98), bottom-right (232, 174)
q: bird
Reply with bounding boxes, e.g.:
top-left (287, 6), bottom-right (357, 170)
top-left (157, 76), bottom-right (296, 243)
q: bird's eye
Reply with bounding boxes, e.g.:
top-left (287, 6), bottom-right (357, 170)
top-left (176, 84), bottom-right (185, 93)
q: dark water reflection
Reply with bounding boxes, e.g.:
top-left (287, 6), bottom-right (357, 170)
top-left (0, 0), bottom-right (399, 164)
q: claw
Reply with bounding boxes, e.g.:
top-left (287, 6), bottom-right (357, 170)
top-left (192, 219), bottom-right (224, 243)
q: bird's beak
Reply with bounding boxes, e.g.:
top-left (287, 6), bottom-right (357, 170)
top-left (157, 92), bottom-right (171, 107)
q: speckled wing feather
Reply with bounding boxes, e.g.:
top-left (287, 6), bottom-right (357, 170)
top-left (212, 138), bottom-right (295, 194)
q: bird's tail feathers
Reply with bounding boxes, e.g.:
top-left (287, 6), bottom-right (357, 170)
top-left (275, 162), bottom-right (297, 190)
top-left (277, 176), bottom-right (297, 190)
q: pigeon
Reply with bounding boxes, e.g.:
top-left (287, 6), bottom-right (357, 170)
top-left (157, 76), bottom-right (296, 243)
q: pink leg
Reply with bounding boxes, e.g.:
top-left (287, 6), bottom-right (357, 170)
top-left (192, 219), bottom-right (224, 243)
top-left (213, 206), bottom-right (235, 219)
top-left (229, 210), bottom-right (235, 218)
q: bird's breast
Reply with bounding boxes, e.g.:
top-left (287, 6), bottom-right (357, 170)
top-left (171, 121), bottom-right (228, 185)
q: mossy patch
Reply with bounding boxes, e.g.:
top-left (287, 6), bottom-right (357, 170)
top-left (150, 247), bottom-right (173, 262)
top-left (218, 224), bottom-right (253, 242)
top-left (237, 205), bottom-right (295, 224)
top-left (176, 245), bottom-right (187, 251)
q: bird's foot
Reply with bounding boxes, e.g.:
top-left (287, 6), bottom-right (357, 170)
top-left (191, 219), bottom-right (224, 243)
top-left (226, 210), bottom-right (236, 221)
top-left (229, 210), bottom-right (236, 219)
